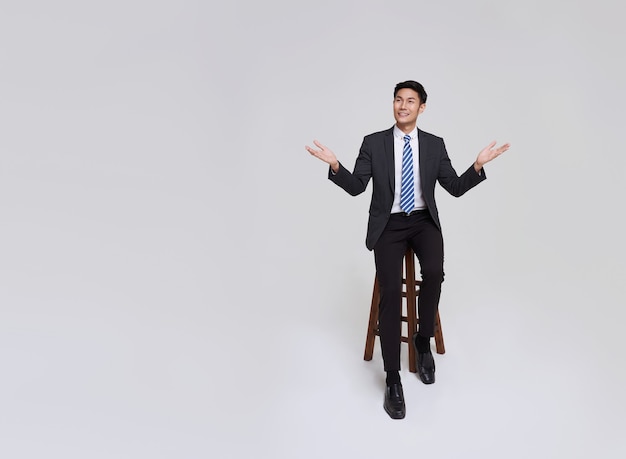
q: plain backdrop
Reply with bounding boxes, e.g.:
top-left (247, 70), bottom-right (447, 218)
top-left (1, 1), bottom-right (625, 458)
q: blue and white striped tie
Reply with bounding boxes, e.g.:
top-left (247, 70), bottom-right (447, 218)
top-left (400, 135), bottom-right (415, 213)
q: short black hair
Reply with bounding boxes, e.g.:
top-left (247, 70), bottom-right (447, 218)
top-left (394, 80), bottom-right (427, 104)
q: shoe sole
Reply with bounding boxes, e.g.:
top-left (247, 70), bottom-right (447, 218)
top-left (384, 404), bottom-right (406, 419)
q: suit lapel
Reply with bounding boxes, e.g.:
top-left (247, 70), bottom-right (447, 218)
top-left (418, 128), bottom-right (428, 186)
top-left (384, 127), bottom-right (395, 194)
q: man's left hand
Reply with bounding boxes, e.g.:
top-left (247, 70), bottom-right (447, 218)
top-left (474, 141), bottom-right (510, 172)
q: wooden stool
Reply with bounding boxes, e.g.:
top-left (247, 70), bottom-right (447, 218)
top-left (363, 247), bottom-right (446, 373)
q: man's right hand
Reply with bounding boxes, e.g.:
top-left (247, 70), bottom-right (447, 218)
top-left (306, 140), bottom-right (339, 173)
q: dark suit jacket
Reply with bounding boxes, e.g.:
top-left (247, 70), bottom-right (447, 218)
top-left (329, 126), bottom-right (486, 250)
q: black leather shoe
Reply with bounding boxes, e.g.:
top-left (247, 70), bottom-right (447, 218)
top-left (383, 383), bottom-right (405, 419)
top-left (413, 333), bottom-right (435, 385)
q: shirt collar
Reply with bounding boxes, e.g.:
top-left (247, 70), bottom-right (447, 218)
top-left (393, 125), bottom-right (418, 140)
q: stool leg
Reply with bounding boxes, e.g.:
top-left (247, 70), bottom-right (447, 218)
top-left (364, 276), bottom-right (380, 361)
top-left (434, 310), bottom-right (446, 354)
top-left (405, 248), bottom-right (418, 373)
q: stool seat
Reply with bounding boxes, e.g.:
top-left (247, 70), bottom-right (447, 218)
top-left (364, 247), bottom-right (445, 373)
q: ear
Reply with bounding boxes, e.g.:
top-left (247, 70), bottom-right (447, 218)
top-left (418, 103), bottom-right (426, 114)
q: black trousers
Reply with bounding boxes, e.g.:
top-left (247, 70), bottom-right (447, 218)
top-left (373, 210), bottom-right (444, 372)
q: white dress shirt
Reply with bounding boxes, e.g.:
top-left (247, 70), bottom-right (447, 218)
top-left (390, 125), bottom-right (426, 213)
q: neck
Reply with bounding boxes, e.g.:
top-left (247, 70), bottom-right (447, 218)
top-left (396, 122), bottom-right (416, 135)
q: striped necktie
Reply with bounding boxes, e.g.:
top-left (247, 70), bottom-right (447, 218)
top-left (400, 134), bottom-right (415, 213)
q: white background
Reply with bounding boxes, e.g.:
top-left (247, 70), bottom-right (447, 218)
top-left (1, 0), bottom-right (625, 457)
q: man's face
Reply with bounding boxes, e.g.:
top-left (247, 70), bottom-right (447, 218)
top-left (393, 88), bottom-right (425, 127)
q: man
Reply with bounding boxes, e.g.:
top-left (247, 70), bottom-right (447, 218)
top-left (306, 80), bottom-right (509, 420)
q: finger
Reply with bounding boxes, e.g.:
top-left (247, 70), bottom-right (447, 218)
top-left (486, 140), bottom-right (497, 149)
top-left (313, 139), bottom-right (326, 150)
top-left (496, 144), bottom-right (510, 153)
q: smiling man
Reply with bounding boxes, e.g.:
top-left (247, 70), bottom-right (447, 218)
top-left (306, 80), bottom-right (510, 419)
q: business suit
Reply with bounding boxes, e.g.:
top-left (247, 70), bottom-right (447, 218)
top-left (329, 126), bottom-right (486, 371)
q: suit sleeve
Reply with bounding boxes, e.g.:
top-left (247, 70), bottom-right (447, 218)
top-left (436, 139), bottom-right (486, 197)
top-left (327, 137), bottom-right (372, 196)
